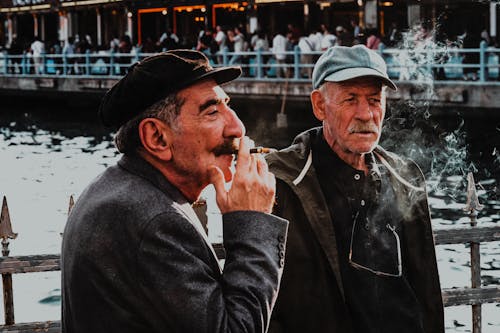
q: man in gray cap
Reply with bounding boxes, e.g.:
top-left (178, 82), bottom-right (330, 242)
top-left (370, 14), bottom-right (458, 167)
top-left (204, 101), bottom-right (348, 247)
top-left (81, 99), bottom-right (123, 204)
top-left (266, 45), bottom-right (444, 333)
top-left (62, 50), bottom-right (288, 332)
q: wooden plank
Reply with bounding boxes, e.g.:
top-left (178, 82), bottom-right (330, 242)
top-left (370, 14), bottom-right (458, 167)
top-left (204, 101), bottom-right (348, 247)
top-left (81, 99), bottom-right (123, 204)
top-left (0, 255), bottom-right (60, 274)
top-left (2, 274), bottom-right (14, 325)
top-left (433, 225), bottom-right (500, 245)
top-left (0, 320), bottom-right (60, 332)
top-left (0, 225), bottom-right (497, 270)
top-left (442, 286), bottom-right (500, 306)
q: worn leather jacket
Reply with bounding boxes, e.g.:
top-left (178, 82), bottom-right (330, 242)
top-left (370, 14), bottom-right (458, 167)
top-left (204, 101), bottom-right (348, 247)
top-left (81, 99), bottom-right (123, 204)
top-left (266, 127), bottom-right (444, 333)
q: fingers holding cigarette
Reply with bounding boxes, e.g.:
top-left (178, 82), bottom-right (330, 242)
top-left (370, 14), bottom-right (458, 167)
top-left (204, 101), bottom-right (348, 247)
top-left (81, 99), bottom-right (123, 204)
top-left (212, 137), bottom-right (277, 213)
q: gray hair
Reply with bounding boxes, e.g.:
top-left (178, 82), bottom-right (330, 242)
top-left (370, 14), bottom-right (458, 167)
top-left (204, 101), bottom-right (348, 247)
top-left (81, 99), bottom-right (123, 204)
top-left (114, 93), bottom-right (185, 154)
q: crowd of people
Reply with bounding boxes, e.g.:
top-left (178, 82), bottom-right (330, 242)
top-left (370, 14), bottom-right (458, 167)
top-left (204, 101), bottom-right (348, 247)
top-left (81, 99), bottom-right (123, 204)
top-left (0, 21), bottom-right (394, 77)
top-left (4, 33), bottom-right (133, 75)
top-left (1, 20), bottom-right (496, 80)
top-left (192, 21), bottom-right (390, 78)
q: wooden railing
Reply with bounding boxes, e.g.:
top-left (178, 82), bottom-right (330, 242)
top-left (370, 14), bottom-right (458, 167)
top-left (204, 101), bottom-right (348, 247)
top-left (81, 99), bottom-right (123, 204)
top-left (0, 174), bottom-right (498, 332)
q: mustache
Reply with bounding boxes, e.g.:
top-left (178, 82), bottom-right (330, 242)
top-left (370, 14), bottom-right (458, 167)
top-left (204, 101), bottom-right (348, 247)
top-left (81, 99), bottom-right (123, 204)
top-left (348, 122), bottom-right (379, 134)
top-left (212, 139), bottom-right (239, 156)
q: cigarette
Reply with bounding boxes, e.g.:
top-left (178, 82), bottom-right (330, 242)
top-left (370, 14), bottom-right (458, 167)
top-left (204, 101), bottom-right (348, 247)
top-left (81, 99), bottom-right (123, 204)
top-left (232, 147), bottom-right (278, 154)
top-left (250, 147), bottom-right (278, 154)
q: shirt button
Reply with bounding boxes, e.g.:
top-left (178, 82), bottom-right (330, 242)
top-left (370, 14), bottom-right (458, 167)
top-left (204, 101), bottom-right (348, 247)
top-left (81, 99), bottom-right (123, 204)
top-left (354, 174), bottom-right (361, 180)
top-left (360, 199), bottom-right (365, 206)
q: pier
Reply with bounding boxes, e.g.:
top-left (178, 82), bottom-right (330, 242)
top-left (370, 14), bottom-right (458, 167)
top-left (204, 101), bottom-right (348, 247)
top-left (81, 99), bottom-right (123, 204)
top-left (2, 46), bottom-right (500, 111)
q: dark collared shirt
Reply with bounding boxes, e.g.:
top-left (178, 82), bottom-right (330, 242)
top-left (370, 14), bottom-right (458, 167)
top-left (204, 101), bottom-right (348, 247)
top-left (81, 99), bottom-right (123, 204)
top-left (312, 133), bottom-right (424, 333)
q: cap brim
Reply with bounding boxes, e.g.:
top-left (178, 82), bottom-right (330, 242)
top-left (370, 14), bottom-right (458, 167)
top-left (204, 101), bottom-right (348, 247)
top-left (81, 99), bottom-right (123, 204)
top-left (324, 67), bottom-right (397, 90)
top-left (195, 66), bottom-right (242, 86)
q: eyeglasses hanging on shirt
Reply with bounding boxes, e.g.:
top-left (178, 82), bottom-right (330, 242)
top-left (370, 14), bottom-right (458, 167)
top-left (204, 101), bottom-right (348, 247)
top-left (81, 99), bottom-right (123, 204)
top-left (348, 210), bottom-right (403, 278)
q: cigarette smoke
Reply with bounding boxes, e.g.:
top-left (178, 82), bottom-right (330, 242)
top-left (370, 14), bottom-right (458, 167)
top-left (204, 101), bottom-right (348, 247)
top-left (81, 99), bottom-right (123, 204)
top-left (381, 20), bottom-right (499, 217)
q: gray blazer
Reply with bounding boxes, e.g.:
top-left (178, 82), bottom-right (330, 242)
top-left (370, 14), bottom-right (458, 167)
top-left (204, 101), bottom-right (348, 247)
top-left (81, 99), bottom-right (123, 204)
top-left (62, 153), bottom-right (288, 333)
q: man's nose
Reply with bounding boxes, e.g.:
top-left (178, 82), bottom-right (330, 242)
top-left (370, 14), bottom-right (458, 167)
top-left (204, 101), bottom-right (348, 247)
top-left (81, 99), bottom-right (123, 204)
top-left (224, 107), bottom-right (245, 138)
top-left (355, 99), bottom-right (373, 121)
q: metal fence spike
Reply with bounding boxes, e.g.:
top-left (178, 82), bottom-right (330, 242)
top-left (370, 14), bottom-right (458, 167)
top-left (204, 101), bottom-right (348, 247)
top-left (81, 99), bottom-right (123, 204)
top-left (0, 197), bottom-right (18, 241)
top-left (68, 195), bottom-right (75, 215)
top-left (463, 172), bottom-right (484, 213)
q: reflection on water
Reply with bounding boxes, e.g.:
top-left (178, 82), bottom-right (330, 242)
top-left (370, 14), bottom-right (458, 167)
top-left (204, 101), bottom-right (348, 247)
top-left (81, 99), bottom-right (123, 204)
top-left (0, 102), bottom-right (498, 331)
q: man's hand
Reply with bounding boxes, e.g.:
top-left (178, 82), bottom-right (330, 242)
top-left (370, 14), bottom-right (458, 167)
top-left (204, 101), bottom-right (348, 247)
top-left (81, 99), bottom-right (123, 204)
top-left (210, 137), bottom-right (276, 214)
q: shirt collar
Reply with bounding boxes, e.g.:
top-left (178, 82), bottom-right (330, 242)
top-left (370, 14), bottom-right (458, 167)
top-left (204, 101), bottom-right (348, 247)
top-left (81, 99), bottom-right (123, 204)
top-left (312, 130), bottom-right (381, 182)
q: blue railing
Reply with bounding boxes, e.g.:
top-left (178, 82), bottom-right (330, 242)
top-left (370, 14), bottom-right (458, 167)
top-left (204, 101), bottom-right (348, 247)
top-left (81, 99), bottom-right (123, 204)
top-left (1, 41), bottom-right (499, 82)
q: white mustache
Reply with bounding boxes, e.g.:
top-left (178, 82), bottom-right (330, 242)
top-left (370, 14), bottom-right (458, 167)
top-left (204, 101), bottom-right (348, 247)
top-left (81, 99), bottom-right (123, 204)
top-left (348, 122), bottom-right (379, 134)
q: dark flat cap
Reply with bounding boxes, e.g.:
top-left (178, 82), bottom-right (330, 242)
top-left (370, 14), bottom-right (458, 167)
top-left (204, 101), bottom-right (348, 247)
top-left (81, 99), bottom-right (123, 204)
top-left (98, 49), bottom-right (242, 128)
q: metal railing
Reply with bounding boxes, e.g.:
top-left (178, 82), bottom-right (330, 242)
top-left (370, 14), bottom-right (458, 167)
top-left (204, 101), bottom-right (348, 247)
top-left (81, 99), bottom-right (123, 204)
top-left (1, 41), bottom-right (499, 83)
top-left (0, 174), bottom-right (498, 332)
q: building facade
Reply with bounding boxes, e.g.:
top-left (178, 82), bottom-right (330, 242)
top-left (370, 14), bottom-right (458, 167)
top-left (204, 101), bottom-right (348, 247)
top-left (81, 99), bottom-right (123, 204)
top-left (0, 0), bottom-right (497, 50)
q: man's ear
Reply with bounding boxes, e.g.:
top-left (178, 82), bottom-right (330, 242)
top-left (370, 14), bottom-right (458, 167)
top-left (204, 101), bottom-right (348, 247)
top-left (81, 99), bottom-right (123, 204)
top-left (138, 118), bottom-right (172, 161)
top-left (311, 89), bottom-right (326, 121)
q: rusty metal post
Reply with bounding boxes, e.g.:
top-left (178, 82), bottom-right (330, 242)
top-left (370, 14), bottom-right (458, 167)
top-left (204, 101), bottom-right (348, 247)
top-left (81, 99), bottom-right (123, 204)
top-left (0, 196), bottom-right (18, 325)
top-left (61, 195), bottom-right (75, 238)
top-left (68, 195), bottom-right (75, 215)
top-left (463, 173), bottom-right (484, 333)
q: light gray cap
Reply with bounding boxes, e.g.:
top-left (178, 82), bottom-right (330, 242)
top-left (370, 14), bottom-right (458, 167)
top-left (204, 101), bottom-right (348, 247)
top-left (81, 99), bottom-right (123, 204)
top-left (312, 45), bottom-right (397, 90)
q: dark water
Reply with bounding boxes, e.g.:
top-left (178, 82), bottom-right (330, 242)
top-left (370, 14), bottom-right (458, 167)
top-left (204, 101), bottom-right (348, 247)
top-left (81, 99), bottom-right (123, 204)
top-left (0, 98), bottom-right (498, 330)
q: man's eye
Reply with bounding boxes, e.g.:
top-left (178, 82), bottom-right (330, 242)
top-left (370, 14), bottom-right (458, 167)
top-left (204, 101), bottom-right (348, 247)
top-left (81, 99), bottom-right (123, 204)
top-left (207, 108), bottom-right (219, 115)
top-left (369, 98), bottom-right (381, 104)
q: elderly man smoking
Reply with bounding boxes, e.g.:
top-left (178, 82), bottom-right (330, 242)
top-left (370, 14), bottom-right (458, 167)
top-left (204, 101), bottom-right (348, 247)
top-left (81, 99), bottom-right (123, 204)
top-left (62, 50), bottom-right (288, 333)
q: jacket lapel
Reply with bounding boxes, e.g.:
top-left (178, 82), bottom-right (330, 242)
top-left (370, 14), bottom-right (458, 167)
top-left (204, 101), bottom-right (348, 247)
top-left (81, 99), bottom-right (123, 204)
top-left (269, 134), bottom-right (346, 301)
top-left (289, 160), bottom-right (346, 301)
top-left (118, 154), bottom-right (222, 271)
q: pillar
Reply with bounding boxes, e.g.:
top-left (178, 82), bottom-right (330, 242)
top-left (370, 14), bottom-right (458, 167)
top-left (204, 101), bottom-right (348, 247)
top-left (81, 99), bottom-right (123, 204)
top-left (407, 4), bottom-right (421, 29)
top-left (33, 13), bottom-right (38, 37)
top-left (127, 10), bottom-right (133, 39)
top-left (303, 3), bottom-right (309, 33)
top-left (59, 12), bottom-right (68, 42)
top-left (40, 14), bottom-right (45, 40)
top-left (358, 1), bottom-right (364, 30)
top-left (364, 0), bottom-right (377, 29)
top-left (96, 8), bottom-right (102, 46)
top-left (66, 12), bottom-right (71, 38)
top-left (490, 1), bottom-right (497, 38)
top-left (7, 16), bottom-right (13, 46)
top-left (247, 1), bottom-right (258, 34)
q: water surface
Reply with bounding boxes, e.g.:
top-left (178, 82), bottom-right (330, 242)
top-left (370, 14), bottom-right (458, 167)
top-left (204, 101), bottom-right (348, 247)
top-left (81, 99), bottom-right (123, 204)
top-left (0, 101), bottom-right (498, 331)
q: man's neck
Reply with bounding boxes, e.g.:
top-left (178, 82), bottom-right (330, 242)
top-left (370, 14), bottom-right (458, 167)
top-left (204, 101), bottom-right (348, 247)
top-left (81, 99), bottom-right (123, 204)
top-left (329, 143), bottom-right (369, 175)
top-left (138, 150), bottom-right (202, 203)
